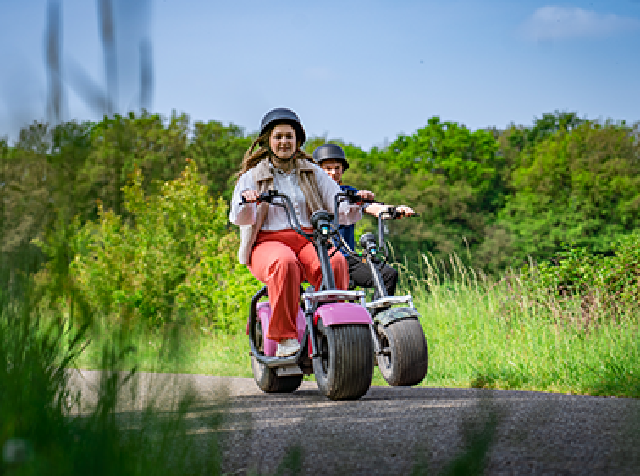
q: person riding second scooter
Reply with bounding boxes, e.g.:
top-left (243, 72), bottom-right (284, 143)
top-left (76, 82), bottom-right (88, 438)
top-left (229, 109), bottom-right (363, 358)
top-left (313, 143), bottom-right (415, 296)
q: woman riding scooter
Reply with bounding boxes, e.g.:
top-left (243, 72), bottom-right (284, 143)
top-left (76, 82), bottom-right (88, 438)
top-left (229, 108), bottom-right (362, 357)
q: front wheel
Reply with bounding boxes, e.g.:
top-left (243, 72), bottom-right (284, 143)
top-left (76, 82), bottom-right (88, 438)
top-left (313, 318), bottom-right (373, 400)
top-left (376, 318), bottom-right (428, 386)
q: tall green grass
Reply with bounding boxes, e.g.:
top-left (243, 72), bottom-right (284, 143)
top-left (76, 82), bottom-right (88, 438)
top-left (399, 252), bottom-right (639, 397)
top-left (70, 250), bottom-right (639, 399)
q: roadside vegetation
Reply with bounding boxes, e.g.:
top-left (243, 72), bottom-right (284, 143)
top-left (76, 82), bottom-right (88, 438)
top-left (69, 237), bottom-right (640, 399)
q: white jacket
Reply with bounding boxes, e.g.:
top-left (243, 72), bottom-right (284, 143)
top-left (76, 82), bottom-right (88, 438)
top-left (229, 159), bottom-right (362, 265)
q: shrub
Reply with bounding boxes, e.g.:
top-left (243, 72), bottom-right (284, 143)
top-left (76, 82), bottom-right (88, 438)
top-left (599, 231), bottom-right (640, 312)
top-left (515, 230), bottom-right (640, 323)
top-left (69, 160), bottom-right (258, 331)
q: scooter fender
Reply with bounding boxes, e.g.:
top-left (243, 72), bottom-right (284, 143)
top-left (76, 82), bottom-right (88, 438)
top-left (314, 302), bottom-right (373, 326)
top-left (373, 306), bottom-right (421, 328)
top-left (246, 302), bottom-right (306, 357)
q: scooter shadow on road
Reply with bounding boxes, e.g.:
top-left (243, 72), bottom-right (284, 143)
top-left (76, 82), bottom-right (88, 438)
top-left (211, 384), bottom-right (568, 406)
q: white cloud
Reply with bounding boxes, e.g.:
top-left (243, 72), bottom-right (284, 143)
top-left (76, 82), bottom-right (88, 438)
top-left (521, 6), bottom-right (640, 41)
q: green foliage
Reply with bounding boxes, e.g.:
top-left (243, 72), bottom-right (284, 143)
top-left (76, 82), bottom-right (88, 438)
top-left (87, 111), bottom-right (189, 217)
top-left (499, 120), bottom-right (640, 264)
top-left (532, 246), bottom-right (602, 295)
top-left (407, 248), bottom-right (639, 398)
top-left (345, 117), bottom-right (504, 275)
top-left (1, 131), bottom-right (55, 256)
top-left (69, 160), bottom-right (257, 331)
top-left (2, 113), bottom-right (253, 282)
top-left (4, 110), bottom-right (640, 284)
top-left (186, 120), bottom-right (252, 201)
top-left (174, 228), bottom-right (260, 333)
top-left (0, 261), bottom-right (224, 475)
top-left (522, 231), bottom-right (640, 318)
top-left (600, 231), bottom-right (640, 306)
top-left (305, 115), bottom-right (640, 280)
top-left (503, 111), bottom-right (585, 155)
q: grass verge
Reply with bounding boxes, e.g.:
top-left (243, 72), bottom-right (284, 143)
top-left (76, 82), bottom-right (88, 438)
top-left (73, 279), bottom-right (639, 399)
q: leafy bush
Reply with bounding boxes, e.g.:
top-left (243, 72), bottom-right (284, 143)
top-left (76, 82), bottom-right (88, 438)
top-left (599, 231), bottom-right (640, 310)
top-left (533, 246), bottom-right (602, 296)
top-left (516, 230), bottom-right (640, 322)
top-left (69, 160), bottom-right (258, 331)
top-left (174, 230), bottom-right (259, 333)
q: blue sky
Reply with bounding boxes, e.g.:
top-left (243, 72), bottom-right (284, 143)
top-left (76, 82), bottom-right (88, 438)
top-left (1, 0), bottom-right (639, 151)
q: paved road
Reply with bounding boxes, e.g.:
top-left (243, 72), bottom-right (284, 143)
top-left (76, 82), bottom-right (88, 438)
top-left (69, 370), bottom-right (639, 475)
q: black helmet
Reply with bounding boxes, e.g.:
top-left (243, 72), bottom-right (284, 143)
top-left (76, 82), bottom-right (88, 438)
top-left (259, 107), bottom-right (306, 145)
top-left (312, 143), bottom-right (349, 171)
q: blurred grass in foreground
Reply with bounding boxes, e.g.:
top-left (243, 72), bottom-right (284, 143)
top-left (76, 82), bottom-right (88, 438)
top-left (0, 253), bottom-right (227, 475)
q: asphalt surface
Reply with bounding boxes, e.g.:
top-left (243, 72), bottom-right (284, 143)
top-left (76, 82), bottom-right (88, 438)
top-left (69, 370), bottom-right (640, 475)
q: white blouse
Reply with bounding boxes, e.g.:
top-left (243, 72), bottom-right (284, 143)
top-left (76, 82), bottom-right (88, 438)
top-left (229, 162), bottom-right (361, 229)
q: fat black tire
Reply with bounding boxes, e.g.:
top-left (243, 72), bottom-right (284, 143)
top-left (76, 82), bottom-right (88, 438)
top-left (250, 320), bottom-right (302, 393)
top-left (313, 318), bottom-right (373, 400)
top-left (376, 318), bottom-right (428, 386)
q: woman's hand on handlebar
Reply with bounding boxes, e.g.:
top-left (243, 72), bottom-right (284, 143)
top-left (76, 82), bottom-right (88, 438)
top-left (241, 189), bottom-right (259, 203)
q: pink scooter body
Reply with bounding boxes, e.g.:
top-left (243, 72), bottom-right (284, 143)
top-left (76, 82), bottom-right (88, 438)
top-left (313, 302), bottom-right (372, 326)
top-left (246, 301), bottom-right (372, 357)
top-left (245, 302), bottom-right (305, 357)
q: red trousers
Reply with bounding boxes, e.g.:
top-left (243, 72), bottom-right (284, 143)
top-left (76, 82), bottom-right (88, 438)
top-left (248, 229), bottom-right (349, 342)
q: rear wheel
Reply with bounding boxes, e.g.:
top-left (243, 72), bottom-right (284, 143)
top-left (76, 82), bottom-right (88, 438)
top-left (313, 318), bottom-right (373, 400)
top-left (251, 320), bottom-right (303, 393)
top-left (376, 318), bottom-right (428, 386)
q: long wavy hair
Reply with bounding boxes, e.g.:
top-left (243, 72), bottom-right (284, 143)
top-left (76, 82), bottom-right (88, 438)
top-left (236, 124), bottom-right (313, 178)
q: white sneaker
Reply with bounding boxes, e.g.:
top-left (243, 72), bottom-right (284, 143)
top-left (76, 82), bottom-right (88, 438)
top-left (276, 338), bottom-right (300, 357)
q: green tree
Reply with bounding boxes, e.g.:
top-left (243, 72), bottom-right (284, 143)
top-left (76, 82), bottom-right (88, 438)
top-left (186, 120), bottom-right (251, 201)
top-left (0, 140), bottom-right (52, 262)
top-left (499, 120), bottom-right (640, 263)
top-left (346, 117), bottom-right (505, 272)
top-left (85, 112), bottom-right (189, 217)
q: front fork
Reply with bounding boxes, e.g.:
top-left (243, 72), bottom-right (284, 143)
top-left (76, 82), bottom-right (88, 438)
top-left (305, 307), bottom-right (319, 357)
top-left (369, 322), bottom-right (382, 356)
top-left (362, 292), bottom-right (382, 357)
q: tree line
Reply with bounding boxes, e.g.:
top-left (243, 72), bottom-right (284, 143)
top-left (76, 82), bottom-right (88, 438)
top-left (2, 110), bottom-right (639, 281)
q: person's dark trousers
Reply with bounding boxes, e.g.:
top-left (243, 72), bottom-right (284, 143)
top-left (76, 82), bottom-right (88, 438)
top-left (346, 254), bottom-right (398, 297)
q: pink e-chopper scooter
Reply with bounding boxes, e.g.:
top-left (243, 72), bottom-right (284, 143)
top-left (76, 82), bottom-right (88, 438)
top-left (246, 189), bottom-right (374, 400)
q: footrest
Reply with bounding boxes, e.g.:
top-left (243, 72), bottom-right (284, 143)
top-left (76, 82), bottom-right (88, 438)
top-left (366, 295), bottom-right (414, 311)
top-left (276, 365), bottom-right (304, 377)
